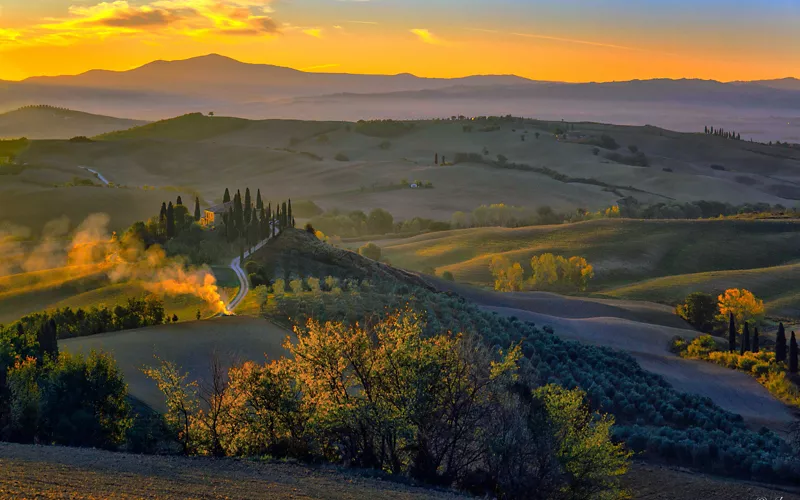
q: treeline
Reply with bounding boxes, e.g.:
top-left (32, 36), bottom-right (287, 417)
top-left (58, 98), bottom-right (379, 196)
top-left (619, 198), bottom-right (797, 220)
top-left (5, 295), bottom-right (171, 342)
top-left (490, 254), bottom-right (595, 292)
top-left (310, 208), bottom-right (449, 238)
top-left (705, 126), bottom-right (741, 140)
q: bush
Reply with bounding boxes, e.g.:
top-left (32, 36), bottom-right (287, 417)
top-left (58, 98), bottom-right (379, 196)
top-left (442, 271), bottom-right (455, 281)
top-left (378, 140), bottom-right (391, 150)
top-left (358, 242), bottom-right (381, 261)
top-left (334, 153), bottom-right (350, 161)
top-left (6, 351), bottom-right (131, 449)
top-left (677, 292), bottom-right (718, 332)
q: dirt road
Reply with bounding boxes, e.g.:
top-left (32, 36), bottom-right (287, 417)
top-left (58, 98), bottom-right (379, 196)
top-left (227, 237), bottom-right (270, 312)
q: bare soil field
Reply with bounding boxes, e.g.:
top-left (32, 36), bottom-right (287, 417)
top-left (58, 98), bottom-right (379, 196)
top-left (1, 443), bottom-right (797, 500)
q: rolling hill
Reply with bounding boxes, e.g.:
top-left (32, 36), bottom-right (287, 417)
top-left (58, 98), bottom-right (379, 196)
top-left (0, 105), bottom-right (147, 139)
top-left (6, 114), bottom-right (799, 237)
top-left (370, 218), bottom-right (800, 317)
top-left (2, 54), bottom-right (799, 142)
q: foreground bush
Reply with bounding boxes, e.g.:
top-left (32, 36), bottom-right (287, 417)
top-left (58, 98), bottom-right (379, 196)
top-left (3, 351), bottom-right (131, 448)
top-left (147, 311), bottom-right (631, 499)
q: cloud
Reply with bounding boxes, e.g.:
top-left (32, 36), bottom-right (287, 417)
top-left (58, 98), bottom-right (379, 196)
top-left (410, 28), bottom-right (445, 45)
top-left (98, 8), bottom-right (182, 28)
top-left (345, 20), bottom-right (378, 25)
top-left (302, 28), bottom-right (323, 38)
top-left (18, 0), bottom-right (282, 46)
top-left (511, 32), bottom-right (637, 51)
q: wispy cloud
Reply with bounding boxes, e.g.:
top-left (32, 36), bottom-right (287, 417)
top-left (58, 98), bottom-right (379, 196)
top-left (303, 28), bottom-right (323, 38)
top-left (510, 32), bottom-right (637, 51)
top-left (345, 20), bottom-right (378, 25)
top-left (410, 28), bottom-right (446, 46)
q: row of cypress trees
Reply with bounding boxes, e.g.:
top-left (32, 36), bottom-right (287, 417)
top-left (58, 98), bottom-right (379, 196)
top-left (728, 314), bottom-right (797, 372)
top-left (220, 187), bottom-right (295, 245)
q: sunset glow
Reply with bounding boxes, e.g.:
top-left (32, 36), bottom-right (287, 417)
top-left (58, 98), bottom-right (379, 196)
top-left (0, 0), bottom-right (798, 81)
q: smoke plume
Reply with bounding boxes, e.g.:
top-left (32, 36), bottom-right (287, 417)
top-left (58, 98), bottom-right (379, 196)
top-left (0, 213), bottom-right (229, 315)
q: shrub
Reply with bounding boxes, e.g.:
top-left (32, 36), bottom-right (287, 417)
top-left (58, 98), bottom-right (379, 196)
top-left (378, 140), bottom-right (391, 150)
top-left (442, 271), bottom-right (455, 281)
top-left (358, 242), bottom-right (381, 261)
top-left (334, 152), bottom-right (350, 161)
top-left (677, 292), bottom-right (718, 332)
top-left (6, 351), bottom-right (132, 449)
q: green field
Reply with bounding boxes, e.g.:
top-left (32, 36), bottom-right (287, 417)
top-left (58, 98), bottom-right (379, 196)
top-left (61, 316), bottom-right (290, 411)
top-left (369, 218), bottom-right (800, 314)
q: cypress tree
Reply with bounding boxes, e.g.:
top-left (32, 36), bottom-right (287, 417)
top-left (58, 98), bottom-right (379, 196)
top-left (281, 202), bottom-right (288, 229)
top-left (159, 202), bottom-right (168, 232)
top-left (223, 188), bottom-right (231, 203)
top-left (288, 199), bottom-right (293, 223)
top-left (752, 327), bottom-right (759, 353)
top-left (256, 189), bottom-right (263, 211)
top-left (166, 202), bottom-right (176, 239)
top-left (244, 188), bottom-right (252, 225)
top-left (790, 332), bottom-right (798, 374)
top-left (194, 197), bottom-right (201, 221)
top-left (176, 195), bottom-right (183, 205)
top-left (728, 312), bottom-right (736, 352)
top-left (741, 322), bottom-right (750, 355)
top-left (292, 216), bottom-right (296, 228)
top-left (234, 191), bottom-right (244, 233)
top-left (776, 323), bottom-right (787, 362)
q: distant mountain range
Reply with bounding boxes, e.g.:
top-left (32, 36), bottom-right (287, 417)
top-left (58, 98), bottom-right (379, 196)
top-left (1, 54), bottom-right (799, 141)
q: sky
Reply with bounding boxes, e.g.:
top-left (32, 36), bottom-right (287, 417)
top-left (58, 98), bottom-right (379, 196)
top-left (0, 0), bottom-right (798, 82)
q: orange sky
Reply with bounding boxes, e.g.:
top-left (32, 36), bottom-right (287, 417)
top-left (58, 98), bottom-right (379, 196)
top-left (0, 0), bottom-right (797, 82)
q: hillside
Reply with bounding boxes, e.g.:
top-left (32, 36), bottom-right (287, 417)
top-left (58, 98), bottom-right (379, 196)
top-left (8, 115), bottom-right (800, 236)
top-left (374, 218), bottom-right (800, 292)
top-left (0, 105), bottom-right (146, 139)
top-left (62, 317), bottom-right (288, 411)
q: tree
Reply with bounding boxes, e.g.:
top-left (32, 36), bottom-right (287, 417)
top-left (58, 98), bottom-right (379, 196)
top-left (442, 271), bottom-right (455, 281)
top-left (176, 195), bottom-right (183, 205)
top-left (366, 208), bottom-right (394, 235)
top-left (717, 288), bottom-right (764, 328)
top-left (791, 332), bottom-right (798, 374)
top-left (490, 255), bottom-right (525, 292)
top-left (358, 242), bottom-right (381, 261)
top-left (36, 319), bottom-right (58, 363)
top-left (223, 188), bottom-right (231, 203)
top-left (244, 188), bottom-right (252, 225)
top-left (234, 191), bottom-right (244, 233)
top-left (435, 153), bottom-right (439, 164)
top-left (194, 197), bottom-right (201, 221)
top-left (535, 132), bottom-right (540, 139)
top-left (728, 313), bottom-right (736, 352)
top-left (256, 189), bottom-right (263, 211)
top-left (776, 323), bottom-right (787, 362)
top-left (752, 327), bottom-right (759, 353)
top-left (166, 202), bottom-right (176, 239)
top-left (740, 322), bottom-right (750, 355)
top-left (159, 202), bottom-right (168, 235)
top-left (676, 292), bottom-right (717, 332)
top-left (288, 199), bottom-right (293, 223)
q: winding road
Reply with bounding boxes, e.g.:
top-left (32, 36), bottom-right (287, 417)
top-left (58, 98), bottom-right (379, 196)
top-left (226, 237), bottom-right (271, 312)
top-left (79, 166), bottom-right (110, 185)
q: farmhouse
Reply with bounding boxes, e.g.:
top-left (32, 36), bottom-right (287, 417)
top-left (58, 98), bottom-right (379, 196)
top-left (200, 201), bottom-right (233, 227)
